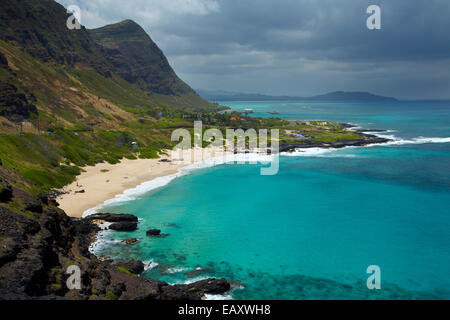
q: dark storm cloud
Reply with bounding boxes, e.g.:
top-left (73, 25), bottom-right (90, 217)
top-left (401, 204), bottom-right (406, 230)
top-left (57, 0), bottom-right (450, 99)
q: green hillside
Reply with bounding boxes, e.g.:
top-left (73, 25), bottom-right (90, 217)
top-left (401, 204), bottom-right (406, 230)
top-left (0, 0), bottom-right (222, 191)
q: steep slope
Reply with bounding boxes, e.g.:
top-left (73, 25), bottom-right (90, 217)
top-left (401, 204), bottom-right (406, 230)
top-left (0, 0), bottom-right (212, 190)
top-left (0, 51), bottom-right (38, 122)
top-left (89, 19), bottom-right (212, 110)
top-left (0, 0), bottom-right (111, 76)
top-left (0, 0), bottom-right (216, 121)
top-left (89, 20), bottom-right (189, 96)
top-left (0, 164), bottom-right (230, 300)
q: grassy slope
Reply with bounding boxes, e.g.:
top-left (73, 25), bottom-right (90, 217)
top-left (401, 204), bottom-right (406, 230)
top-left (88, 19), bottom-right (217, 111)
top-left (0, 39), bottom-right (191, 191)
top-left (0, 17), bottom-right (368, 195)
top-left (0, 1), bottom-right (223, 193)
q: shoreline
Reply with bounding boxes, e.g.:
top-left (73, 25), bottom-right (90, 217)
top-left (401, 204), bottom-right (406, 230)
top-left (57, 125), bottom-right (396, 218)
top-left (57, 147), bottom-right (232, 218)
top-left (61, 125), bottom-right (449, 299)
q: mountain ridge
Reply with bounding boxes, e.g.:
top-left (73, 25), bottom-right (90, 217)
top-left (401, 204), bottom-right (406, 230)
top-left (88, 19), bottom-right (200, 98)
top-left (0, 0), bottom-right (216, 125)
top-left (0, 0), bottom-right (112, 76)
top-left (198, 90), bottom-right (398, 102)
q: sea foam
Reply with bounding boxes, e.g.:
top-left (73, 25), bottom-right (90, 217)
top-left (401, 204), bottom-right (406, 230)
top-left (368, 132), bottom-right (450, 146)
top-left (82, 153), bottom-right (275, 217)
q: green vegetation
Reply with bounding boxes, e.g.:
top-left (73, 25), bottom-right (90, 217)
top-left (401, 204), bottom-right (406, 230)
top-left (0, 1), bottom-right (372, 198)
top-left (0, 127), bottom-right (172, 191)
top-left (106, 291), bottom-right (117, 300)
top-left (117, 266), bottom-right (138, 277)
top-left (0, 114), bottom-right (367, 193)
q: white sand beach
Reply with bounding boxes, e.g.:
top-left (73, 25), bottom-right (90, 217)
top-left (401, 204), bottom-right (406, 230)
top-left (57, 147), bottom-right (230, 218)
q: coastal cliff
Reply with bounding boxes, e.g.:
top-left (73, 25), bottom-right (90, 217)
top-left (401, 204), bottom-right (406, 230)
top-left (0, 0), bottom-right (392, 300)
top-left (0, 163), bottom-right (230, 300)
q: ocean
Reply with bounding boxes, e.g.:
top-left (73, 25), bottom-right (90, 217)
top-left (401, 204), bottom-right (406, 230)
top-left (92, 100), bottom-right (450, 299)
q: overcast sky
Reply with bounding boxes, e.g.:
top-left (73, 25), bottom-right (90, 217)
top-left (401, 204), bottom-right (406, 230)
top-left (57, 0), bottom-right (450, 99)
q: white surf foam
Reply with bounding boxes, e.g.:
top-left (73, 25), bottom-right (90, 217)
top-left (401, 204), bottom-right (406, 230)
top-left (88, 229), bottom-right (120, 256)
top-left (281, 131), bottom-right (450, 158)
top-left (281, 147), bottom-right (359, 158)
top-left (82, 153), bottom-right (276, 217)
top-left (166, 267), bottom-right (189, 274)
top-left (369, 132), bottom-right (450, 146)
top-left (205, 293), bottom-right (234, 300)
top-left (143, 260), bottom-right (159, 271)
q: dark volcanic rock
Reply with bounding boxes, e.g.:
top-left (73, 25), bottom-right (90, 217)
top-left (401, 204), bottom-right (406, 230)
top-left (146, 229), bottom-right (169, 237)
top-left (279, 135), bottom-right (390, 153)
top-left (115, 259), bottom-right (145, 275)
top-left (0, 164), bottom-right (231, 300)
top-left (161, 278), bottom-right (231, 300)
top-left (0, 52), bottom-right (7, 66)
top-left (24, 197), bottom-right (43, 213)
top-left (146, 229), bottom-right (161, 236)
top-left (109, 267), bottom-right (165, 300)
top-left (190, 278), bottom-right (231, 295)
top-left (0, 80), bottom-right (38, 121)
top-left (109, 222), bottom-right (138, 232)
top-left (0, 0), bottom-right (113, 76)
top-left (0, 179), bottom-right (13, 203)
top-left (185, 267), bottom-right (215, 277)
top-left (121, 238), bottom-right (139, 245)
top-left (88, 20), bottom-right (195, 96)
top-left (85, 213), bottom-right (138, 223)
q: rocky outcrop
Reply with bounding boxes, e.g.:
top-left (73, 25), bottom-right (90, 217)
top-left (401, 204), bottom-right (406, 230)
top-left (146, 229), bottom-right (161, 236)
top-left (85, 213), bottom-right (139, 232)
top-left (109, 222), bottom-right (138, 232)
top-left (146, 229), bottom-right (170, 237)
top-left (85, 213), bottom-right (138, 223)
top-left (0, 0), bottom-right (112, 76)
top-left (121, 238), bottom-right (139, 245)
top-left (0, 178), bottom-right (13, 203)
top-left (0, 81), bottom-right (38, 122)
top-left (161, 278), bottom-right (231, 300)
top-left (279, 134), bottom-right (390, 153)
top-left (114, 259), bottom-right (145, 275)
top-left (88, 20), bottom-right (194, 97)
top-left (0, 165), bottom-right (231, 300)
top-left (185, 267), bottom-right (215, 278)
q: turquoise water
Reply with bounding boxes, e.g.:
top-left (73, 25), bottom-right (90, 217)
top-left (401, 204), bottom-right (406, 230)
top-left (94, 100), bottom-right (450, 299)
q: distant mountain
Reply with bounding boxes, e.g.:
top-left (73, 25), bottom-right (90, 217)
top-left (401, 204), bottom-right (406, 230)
top-left (198, 90), bottom-right (398, 102)
top-left (308, 91), bottom-right (398, 102)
